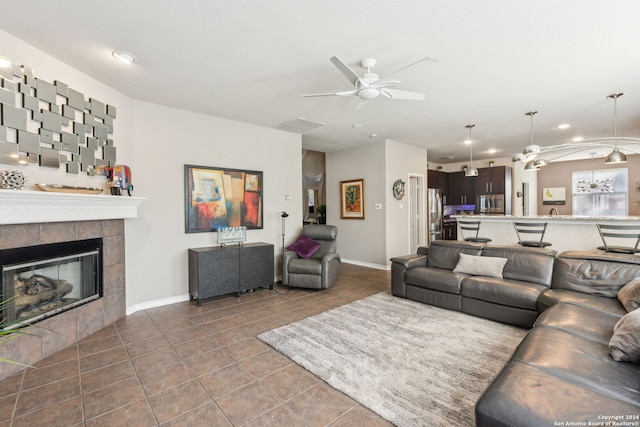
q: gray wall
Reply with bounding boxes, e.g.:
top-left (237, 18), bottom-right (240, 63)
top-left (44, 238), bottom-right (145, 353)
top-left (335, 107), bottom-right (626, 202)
top-left (327, 141), bottom-right (387, 266)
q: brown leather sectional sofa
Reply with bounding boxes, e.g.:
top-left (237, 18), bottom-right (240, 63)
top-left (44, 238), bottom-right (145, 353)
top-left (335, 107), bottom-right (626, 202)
top-left (390, 240), bottom-right (640, 426)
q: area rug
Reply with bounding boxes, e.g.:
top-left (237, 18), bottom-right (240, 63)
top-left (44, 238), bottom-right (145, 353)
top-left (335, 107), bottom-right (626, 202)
top-left (258, 291), bottom-right (527, 427)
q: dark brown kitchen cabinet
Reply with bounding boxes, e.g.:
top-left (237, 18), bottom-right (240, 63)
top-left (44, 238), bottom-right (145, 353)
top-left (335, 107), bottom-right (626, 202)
top-left (427, 170), bottom-right (448, 190)
top-left (476, 166), bottom-right (512, 195)
top-left (443, 221), bottom-right (457, 240)
top-left (448, 171), bottom-right (475, 205)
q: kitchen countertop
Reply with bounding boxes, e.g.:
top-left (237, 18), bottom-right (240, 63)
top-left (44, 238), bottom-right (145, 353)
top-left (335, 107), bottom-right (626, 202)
top-left (453, 214), bottom-right (640, 221)
top-left (451, 214), bottom-right (640, 253)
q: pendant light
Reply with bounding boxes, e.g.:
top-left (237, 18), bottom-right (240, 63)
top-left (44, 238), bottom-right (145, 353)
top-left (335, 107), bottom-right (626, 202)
top-left (523, 111), bottom-right (539, 171)
top-left (464, 124), bottom-right (478, 177)
top-left (604, 93), bottom-right (627, 164)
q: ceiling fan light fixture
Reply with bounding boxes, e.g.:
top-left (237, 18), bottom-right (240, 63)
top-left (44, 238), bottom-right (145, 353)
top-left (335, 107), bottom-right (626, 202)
top-left (358, 87), bottom-right (379, 100)
top-left (604, 148), bottom-right (627, 164)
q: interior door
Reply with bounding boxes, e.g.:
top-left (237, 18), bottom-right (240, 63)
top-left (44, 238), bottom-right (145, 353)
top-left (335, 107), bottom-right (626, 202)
top-left (409, 175), bottom-right (424, 253)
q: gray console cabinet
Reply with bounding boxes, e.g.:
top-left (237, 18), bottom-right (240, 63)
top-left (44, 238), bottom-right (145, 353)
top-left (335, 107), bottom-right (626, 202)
top-left (189, 242), bottom-right (274, 305)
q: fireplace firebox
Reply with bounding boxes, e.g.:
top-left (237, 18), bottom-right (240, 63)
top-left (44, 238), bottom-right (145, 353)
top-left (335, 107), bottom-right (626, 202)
top-left (0, 238), bottom-right (103, 330)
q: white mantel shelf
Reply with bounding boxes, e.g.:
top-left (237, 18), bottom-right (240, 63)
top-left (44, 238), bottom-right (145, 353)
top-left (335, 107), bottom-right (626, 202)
top-left (0, 189), bottom-right (146, 225)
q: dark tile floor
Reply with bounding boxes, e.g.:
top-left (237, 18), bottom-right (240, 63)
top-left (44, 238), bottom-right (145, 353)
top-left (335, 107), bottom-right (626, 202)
top-left (0, 264), bottom-right (393, 426)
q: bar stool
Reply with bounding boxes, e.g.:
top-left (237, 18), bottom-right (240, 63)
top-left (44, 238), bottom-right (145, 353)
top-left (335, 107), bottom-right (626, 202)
top-left (513, 222), bottom-right (551, 248)
top-left (596, 224), bottom-right (640, 254)
top-left (459, 220), bottom-right (492, 243)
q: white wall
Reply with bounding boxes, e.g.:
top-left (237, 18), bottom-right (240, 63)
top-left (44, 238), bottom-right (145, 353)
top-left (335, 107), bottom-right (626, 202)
top-left (0, 30), bottom-right (133, 190)
top-left (0, 30), bottom-right (303, 312)
top-left (326, 141), bottom-right (387, 267)
top-left (385, 140), bottom-right (427, 261)
top-left (126, 101), bottom-right (301, 309)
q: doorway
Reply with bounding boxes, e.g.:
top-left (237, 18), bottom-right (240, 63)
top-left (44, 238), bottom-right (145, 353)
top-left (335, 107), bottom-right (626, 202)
top-left (408, 174), bottom-right (425, 253)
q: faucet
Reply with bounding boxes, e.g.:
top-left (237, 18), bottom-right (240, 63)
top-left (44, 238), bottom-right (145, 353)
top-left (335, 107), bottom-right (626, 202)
top-left (549, 208), bottom-right (559, 216)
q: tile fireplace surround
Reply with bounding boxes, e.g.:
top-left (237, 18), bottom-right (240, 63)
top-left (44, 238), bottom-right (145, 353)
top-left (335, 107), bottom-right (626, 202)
top-left (0, 190), bottom-right (144, 380)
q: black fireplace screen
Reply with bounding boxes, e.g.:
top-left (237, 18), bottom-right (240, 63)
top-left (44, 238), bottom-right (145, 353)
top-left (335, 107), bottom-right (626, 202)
top-left (0, 239), bottom-right (102, 330)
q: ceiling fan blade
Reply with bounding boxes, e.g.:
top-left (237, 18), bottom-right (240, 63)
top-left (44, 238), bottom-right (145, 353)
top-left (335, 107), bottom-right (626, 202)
top-left (377, 56), bottom-right (438, 84)
top-left (330, 56), bottom-right (361, 86)
top-left (380, 88), bottom-right (426, 100)
top-left (301, 89), bottom-right (358, 97)
top-left (371, 80), bottom-right (400, 89)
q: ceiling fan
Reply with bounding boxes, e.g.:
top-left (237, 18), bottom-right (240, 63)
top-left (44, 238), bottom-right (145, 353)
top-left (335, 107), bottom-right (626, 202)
top-left (302, 56), bottom-right (437, 111)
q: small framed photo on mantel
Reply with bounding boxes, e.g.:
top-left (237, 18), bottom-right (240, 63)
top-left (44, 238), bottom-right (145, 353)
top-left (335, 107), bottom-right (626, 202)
top-left (340, 178), bottom-right (365, 219)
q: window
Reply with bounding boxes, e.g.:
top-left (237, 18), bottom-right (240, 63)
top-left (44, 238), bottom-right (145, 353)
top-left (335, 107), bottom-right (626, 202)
top-left (572, 168), bottom-right (628, 216)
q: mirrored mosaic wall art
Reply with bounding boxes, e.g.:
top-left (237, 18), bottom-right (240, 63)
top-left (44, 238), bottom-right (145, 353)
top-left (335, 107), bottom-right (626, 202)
top-left (0, 55), bottom-right (117, 175)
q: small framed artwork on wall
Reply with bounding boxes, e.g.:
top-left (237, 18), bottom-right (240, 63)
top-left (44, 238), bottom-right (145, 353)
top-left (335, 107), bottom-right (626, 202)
top-left (340, 178), bottom-right (365, 219)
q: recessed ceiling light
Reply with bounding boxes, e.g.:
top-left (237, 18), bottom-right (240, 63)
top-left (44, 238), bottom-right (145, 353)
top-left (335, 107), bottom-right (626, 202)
top-left (463, 139), bottom-right (472, 145)
top-left (557, 123), bottom-right (570, 129)
top-left (352, 123), bottom-right (364, 128)
top-left (572, 136), bottom-right (584, 142)
top-left (488, 148), bottom-right (497, 154)
top-left (369, 134), bottom-right (377, 138)
top-left (112, 51), bottom-right (137, 64)
top-left (0, 55), bottom-right (11, 68)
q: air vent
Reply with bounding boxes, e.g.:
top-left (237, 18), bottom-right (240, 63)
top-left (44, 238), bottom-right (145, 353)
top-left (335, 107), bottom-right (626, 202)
top-left (440, 156), bottom-right (455, 160)
top-left (276, 118), bottom-right (325, 134)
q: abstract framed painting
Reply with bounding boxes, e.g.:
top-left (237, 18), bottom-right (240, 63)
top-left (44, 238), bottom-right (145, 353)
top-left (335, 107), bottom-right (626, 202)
top-left (340, 178), bottom-right (365, 219)
top-left (184, 164), bottom-right (263, 233)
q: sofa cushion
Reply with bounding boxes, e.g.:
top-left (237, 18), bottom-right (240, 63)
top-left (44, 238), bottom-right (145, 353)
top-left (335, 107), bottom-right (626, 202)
top-left (475, 361), bottom-right (640, 427)
top-left (461, 276), bottom-right (548, 310)
top-left (286, 258), bottom-right (322, 275)
top-left (426, 240), bottom-right (484, 270)
top-left (610, 309), bottom-right (640, 363)
top-left (552, 251), bottom-right (640, 297)
top-left (286, 234), bottom-right (320, 259)
top-left (453, 253), bottom-right (507, 279)
top-left (405, 267), bottom-right (466, 294)
top-left (534, 303), bottom-right (621, 345)
top-left (510, 327), bottom-right (640, 405)
top-left (537, 289), bottom-right (627, 316)
top-left (481, 245), bottom-right (556, 286)
top-left (618, 276), bottom-right (640, 312)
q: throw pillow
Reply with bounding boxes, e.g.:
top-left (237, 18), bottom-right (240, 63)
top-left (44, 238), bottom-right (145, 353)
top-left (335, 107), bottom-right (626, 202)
top-left (286, 234), bottom-right (321, 259)
top-left (609, 309), bottom-right (640, 363)
top-left (618, 276), bottom-right (640, 312)
top-left (453, 253), bottom-right (508, 279)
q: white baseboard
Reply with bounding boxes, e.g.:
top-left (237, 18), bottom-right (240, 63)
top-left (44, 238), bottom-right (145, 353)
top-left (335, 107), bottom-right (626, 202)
top-left (126, 293), bottom-right (191, 315)
top-left (342, 259), bottom-right (390, 270)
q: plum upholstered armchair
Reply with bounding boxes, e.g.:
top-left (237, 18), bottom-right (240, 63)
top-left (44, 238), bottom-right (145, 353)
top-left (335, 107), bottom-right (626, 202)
top-left (282, 225), bottom-right (340, 290)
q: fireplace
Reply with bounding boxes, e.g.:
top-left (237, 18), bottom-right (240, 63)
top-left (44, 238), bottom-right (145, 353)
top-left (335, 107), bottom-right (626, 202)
top-left (0, 191), bottom-right (143, 381)
top-left (0, 239), bottom-right (103, 330)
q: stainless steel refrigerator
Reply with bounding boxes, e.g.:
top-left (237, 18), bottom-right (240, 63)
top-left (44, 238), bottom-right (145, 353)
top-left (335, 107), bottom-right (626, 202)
top-left (427, 188), bottom-right (444, 242)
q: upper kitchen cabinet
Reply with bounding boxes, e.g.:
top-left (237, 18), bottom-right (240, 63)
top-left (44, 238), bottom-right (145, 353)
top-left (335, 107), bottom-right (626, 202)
top-left (448, 171), bottom-right (475, 205)
top-left (476, 166), bottom-right (512, 195)
top-left (427, 169), bottom-right (448, 190)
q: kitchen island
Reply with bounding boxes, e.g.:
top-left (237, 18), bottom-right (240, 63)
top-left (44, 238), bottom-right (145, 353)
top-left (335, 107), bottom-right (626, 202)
top-left (452, 214), bottom-right (640, 253)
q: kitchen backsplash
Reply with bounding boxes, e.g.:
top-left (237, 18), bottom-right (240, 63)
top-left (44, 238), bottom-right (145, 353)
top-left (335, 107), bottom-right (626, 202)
top-left (444, 204), bottom-right (476, 217)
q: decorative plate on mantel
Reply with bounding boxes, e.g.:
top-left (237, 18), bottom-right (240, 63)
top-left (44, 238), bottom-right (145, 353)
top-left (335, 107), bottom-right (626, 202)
top-left (35, 184), bottom-right (103, 195)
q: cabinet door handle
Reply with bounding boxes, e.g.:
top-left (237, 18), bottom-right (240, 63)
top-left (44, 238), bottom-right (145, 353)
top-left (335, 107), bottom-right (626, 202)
top-left (486, 183), bottom-right (489, 193)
